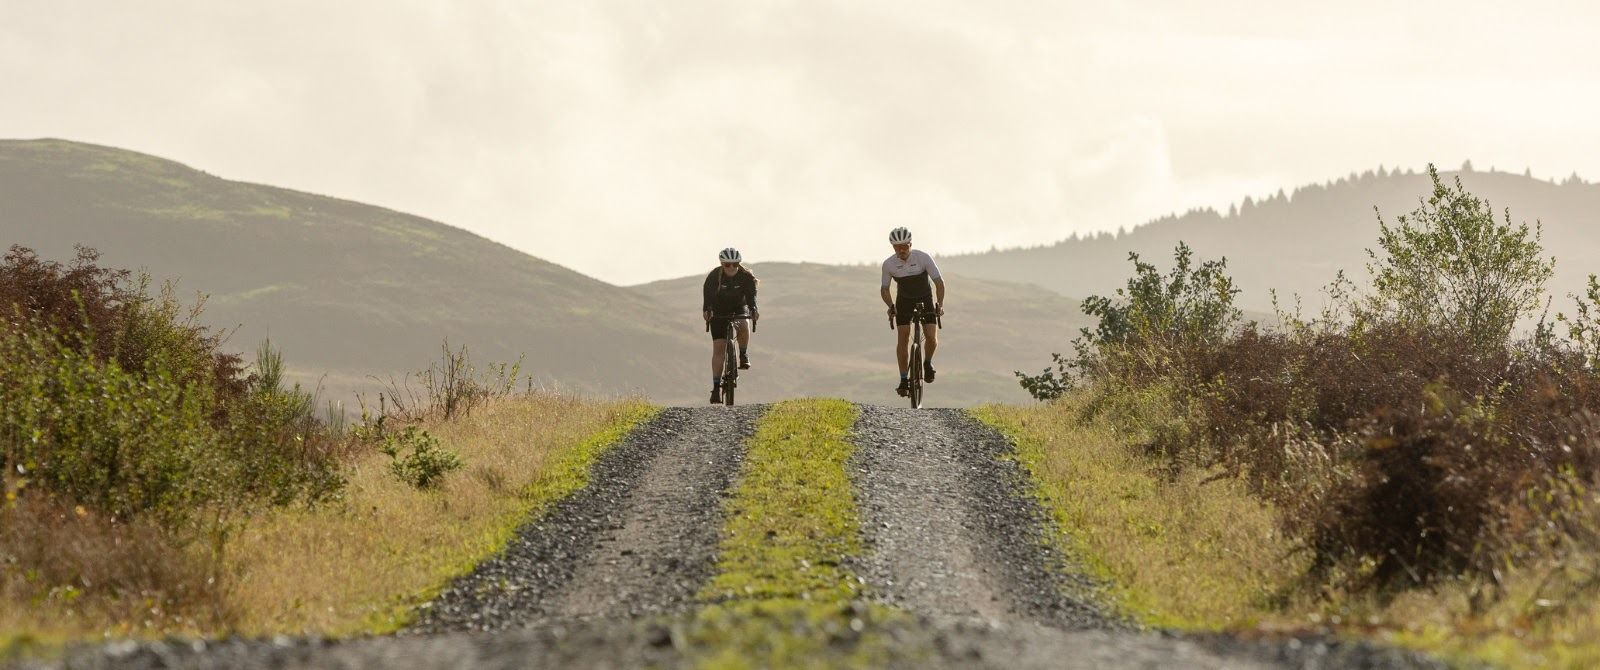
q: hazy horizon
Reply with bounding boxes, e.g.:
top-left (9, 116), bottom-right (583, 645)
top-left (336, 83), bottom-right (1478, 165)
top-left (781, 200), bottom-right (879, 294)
top-left (5, 1), bottom-right (1598, 284)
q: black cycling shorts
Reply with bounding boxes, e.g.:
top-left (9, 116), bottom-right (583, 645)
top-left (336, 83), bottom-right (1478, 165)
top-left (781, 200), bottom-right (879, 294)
top-left (708, 316), bottom-right (750, 341)
top-left (893, 296), bottom-right (938, 326)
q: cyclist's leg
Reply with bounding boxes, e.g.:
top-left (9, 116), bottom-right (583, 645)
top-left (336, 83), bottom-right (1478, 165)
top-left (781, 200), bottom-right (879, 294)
top-left (734, 319), bottom-right (751, 368)
top-left (710, 317), bottom-right (730, 382)
top-left (895, 324), bottom-right (912, 374)
top-left (734, 319), bottom-right (750, 347)
top-left (923, 321), bottom-right (938, 360)
top-left (711, 338), bottom-right (727, 378)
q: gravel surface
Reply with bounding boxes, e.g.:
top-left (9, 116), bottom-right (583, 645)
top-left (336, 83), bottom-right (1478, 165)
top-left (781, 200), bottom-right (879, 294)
top-left (22, 402), bottom-right (1453, 670)
top-left (849, 405), bottom-right (1112, 628)
top-left (845, 405), bottom-right (1448, 670)
top-left (408, 405), bottom-right (758, 632)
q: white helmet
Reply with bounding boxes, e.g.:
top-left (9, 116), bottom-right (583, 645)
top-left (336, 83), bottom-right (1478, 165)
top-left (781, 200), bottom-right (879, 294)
top-left (888, 227), bottom-right (912, 244)
top-left (718, 247), bottom-right (742, 263)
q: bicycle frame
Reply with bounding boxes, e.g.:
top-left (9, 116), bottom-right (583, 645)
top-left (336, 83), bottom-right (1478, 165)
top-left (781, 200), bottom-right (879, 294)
top-left (707, 313), bottom-right (754, 406)
top-left (890, 302), bottom-right (941, 409)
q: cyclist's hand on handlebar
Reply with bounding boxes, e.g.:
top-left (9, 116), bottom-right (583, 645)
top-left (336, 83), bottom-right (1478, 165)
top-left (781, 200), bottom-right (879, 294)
top-left (935, 303), bottom-right (945, 317)
top-left (703, 310), bottom-right (712, 322)
top-left (886, 306), bottom-right (895, 319)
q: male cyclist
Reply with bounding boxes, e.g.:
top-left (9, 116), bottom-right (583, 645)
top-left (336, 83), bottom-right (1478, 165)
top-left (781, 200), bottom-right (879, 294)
top-left (703, 247), bottom-right (759, 404)
top-left (879, 227), bottom-right (944, 397)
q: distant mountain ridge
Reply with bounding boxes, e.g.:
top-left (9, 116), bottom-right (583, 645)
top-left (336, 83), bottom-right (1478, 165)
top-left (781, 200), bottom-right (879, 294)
top-left (943, 166), bottom-right (1600, 313)
top-left (1, 138), bottom-right (707, 403)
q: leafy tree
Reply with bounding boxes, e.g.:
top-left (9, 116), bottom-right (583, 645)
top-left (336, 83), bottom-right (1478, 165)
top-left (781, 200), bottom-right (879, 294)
top-left (1366, 164), bottom-right (1553, 350)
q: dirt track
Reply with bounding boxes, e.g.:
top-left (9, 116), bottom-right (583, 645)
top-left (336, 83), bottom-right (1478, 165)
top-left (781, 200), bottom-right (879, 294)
top-left (28, 404), bottom-right (1447, 670)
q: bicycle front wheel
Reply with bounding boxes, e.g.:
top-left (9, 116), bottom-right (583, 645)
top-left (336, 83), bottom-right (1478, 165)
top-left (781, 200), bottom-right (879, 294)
top-left (908, 340), bottom-right (923, 409)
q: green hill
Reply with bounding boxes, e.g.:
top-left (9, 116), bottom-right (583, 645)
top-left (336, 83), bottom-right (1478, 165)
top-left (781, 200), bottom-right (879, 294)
top-left (1, 139), bottom-right (1080, 406)
top-left (1, 139), bottom-right (707, 404)
top-left (943, 167), bottom-right (1600, 313)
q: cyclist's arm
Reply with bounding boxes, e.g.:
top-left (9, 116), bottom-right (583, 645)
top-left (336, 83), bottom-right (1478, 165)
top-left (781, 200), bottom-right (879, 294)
top-left (702, 271), bottom-right (716, 319)
top-left (933, 278), bottom-right (946, 311)
top-left (880, 263), bottom-right (895, 309)
top-left (746, 275), bottom-right (759, 318)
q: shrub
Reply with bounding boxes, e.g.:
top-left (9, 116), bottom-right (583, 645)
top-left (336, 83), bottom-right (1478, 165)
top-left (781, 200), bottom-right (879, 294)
top-left (1366, 164), bottom-right (1554, 351)
top-left (1020, 171), bottom-right (1600, 596)
top-left (379, 427), bottom-right (462, 490)
top-left (1016, 242), bottom-right (1241, 401)
top-left (0, 245), bottom-right (246, 403)
top-left (379, 340), bottom-right (523, 420)
top-left (1558, 274), bottom-right (1600, 369)
top-left (0, 246), bottom-right (343, 525)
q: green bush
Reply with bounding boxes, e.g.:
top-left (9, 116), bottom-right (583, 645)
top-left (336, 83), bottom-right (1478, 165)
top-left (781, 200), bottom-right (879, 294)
top-left (1017, 242), bottom-right (1241, 401)
top-left (1367, 164), bottom-right (1553, 351)
top-left (379, 427), bottom-right (462, 490)
top-left (0, 246), bottom-right (343, 526)
top-left (1, 327), bottom-right (214, 521)
top-left (1020, 173), bottom-right (1600, 595)
top-left (1559, 274), bottom-right (1600, 369)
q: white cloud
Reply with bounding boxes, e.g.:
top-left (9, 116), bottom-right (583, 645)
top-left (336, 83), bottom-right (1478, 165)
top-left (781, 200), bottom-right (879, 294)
top-left (3, 0), bottom-right (1597, 283)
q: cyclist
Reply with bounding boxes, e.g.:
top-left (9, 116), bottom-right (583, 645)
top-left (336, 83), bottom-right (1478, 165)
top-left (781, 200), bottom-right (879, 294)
top-left (879, 227), bottom-right (944, 397)
top-left (703, 247), bottom-right (759, 404)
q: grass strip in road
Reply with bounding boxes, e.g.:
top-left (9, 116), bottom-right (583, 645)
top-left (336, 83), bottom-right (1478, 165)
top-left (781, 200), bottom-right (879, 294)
top-left (224, 394), bottom-right (658, 636)
top-left (970, 398), bottom-right (1301, 630)
top-left (687, 399), bottom-right (902, 670)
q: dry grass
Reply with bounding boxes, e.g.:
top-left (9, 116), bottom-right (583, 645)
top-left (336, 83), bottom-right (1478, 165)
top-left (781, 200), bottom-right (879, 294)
top-left (0, 498), bottom-right (223, 655)
top-left (976, 395), bottom-right (1600, 668)
top-left (972, 397), bottom-right (1303, 630)
top-left (1, 392), bottom-right (654, 654)
top-left (224, 393), bottom-right (656, 635)
top-left (1336, 539), bottom-right (1600, 669)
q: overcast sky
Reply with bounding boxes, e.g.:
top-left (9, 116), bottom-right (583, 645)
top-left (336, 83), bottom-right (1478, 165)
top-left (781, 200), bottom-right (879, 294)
top-left (3, 1), bottom-right (1597, 284)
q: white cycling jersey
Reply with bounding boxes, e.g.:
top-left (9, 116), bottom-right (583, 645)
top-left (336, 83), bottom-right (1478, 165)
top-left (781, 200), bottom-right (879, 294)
top-left (880, 249), bottom-right (942, 289)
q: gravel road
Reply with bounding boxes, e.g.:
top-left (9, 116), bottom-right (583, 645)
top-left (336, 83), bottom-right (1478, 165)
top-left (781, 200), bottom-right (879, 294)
top-left (845, 406), bottom-right (1449, 670)
top-left (411, 405), bottom-right (759, 632)
top-left (850, 405), bottom-right (1110, 627)
top-left (24, 402), bottom-right (1451, 670)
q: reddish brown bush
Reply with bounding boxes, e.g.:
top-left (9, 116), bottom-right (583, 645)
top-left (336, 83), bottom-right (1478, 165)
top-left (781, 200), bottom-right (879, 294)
top-left (1138, 321), bottom-right (1600, 591)
top-left (0, 245), bottom-right (247, 405)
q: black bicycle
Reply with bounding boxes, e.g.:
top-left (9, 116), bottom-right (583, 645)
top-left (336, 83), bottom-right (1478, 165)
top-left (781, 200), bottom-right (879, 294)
top-left (890, 301), bottom-right (941, 409)
top-left (707, 313), bottom-right (755, 406)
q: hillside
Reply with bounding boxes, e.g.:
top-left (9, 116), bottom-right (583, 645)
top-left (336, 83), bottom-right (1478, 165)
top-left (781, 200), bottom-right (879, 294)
top-left (943, 167), bottom-right (1600, 313)
top-left (1, 139), bottom-right (1076, 406)
top-left (632, 262), bottom-right (1094, 405)
top-left (0, 139), bottom-right (707, 404)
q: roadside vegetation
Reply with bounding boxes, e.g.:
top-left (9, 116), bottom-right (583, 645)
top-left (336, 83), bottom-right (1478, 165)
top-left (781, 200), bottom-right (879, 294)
top-left (0, 245), bottom-right (653, 654)
top-left (688, 399), bottom-right (899, 669)
top-left (1001, 165), bottom-right (1600, 668)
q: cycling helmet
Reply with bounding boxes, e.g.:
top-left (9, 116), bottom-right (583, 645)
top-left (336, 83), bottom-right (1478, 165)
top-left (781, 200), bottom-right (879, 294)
top-left (718, 247), bottom-right (742, 263)
top-left (888, 227), bottom-right (912, 244)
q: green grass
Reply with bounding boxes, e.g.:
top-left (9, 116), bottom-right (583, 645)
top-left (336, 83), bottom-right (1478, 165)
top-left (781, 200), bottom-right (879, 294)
top-left (970, 399), bottom-right (1302, 630)
top-left (973, 397), bottom-right (1600, 668)
top-left (687, 399), bottom-right (903, 669)
top-left (359, 399), bottom-right (662, 633)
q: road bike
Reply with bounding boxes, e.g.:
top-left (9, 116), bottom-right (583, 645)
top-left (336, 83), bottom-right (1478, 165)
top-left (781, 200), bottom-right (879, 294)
top-left (707, 313), bottom-right (754, 406)
top-left (890, 301), bottom-right (941, 409)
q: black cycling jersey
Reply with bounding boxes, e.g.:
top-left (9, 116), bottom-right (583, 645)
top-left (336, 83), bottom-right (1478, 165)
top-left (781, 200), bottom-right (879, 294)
top-left (702, 267), bottom-right (758, 317)
top-left (892, 270), bottom-right (934, 300)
